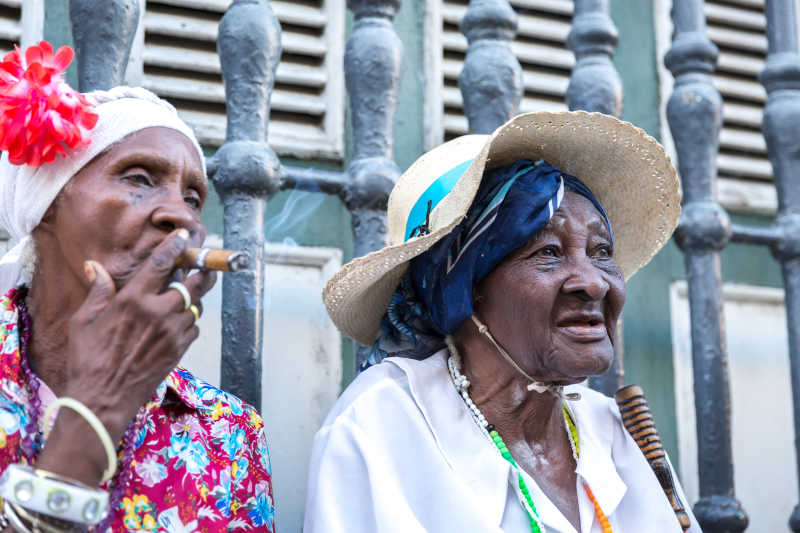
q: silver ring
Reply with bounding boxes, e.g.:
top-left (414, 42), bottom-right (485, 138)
top-left (167, 281), bottom-right (191, 311)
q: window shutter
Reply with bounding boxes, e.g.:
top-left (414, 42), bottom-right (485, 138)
top-left (705, 0), bottom-right (771, 181)
top-left (0, 0), bottom-right (22, 55)
top-left (439, 0), bottom-right (773, 186)
top-left (141, 0), bottom-right (345, 159)
top-left (440, 0), bottom-right (573, 141)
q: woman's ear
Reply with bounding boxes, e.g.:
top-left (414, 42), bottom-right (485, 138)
top-left (35, 201), bottom-right (59, 234)
top-left (39, 204), bottom-right (56, 226)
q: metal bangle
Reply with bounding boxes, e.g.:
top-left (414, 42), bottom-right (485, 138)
top-left (8, 503), bottom-right (71, 533)
top-left (0, 504), bottom-right (8, 531)
top-left (42, 398), bottom-right (118, 484)
top-left (3, 502), bottom-right (32, 533)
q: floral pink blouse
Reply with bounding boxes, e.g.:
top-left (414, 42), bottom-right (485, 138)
top-left (0, 291), bottom-right (276, 532)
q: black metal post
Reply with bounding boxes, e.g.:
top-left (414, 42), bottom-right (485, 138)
top-left (344, 0), bottom-right (403, 371)
top-left (211, 0), bottom-right (282, 411)
top-left (69, 0), bottom-right (140, 92)
top-left (566, 0), bottom-right (622, 118)
top-left (758, 1), bottom-right (800, 530)
top-left (664, 0), bottom-right (748, 531)
top-left (459, 0), bottom-right (523, 134)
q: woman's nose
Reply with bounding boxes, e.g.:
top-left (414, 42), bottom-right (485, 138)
top-left (151, 192), bottom-right (197, 235)
top-left (562, 257), bottom-right (610, 301)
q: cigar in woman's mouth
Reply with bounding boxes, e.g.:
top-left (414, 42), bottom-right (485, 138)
top-left (175, 248), bottom-right (249, 272)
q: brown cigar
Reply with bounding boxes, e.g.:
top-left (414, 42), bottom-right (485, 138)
top-left (176, 248), bottom-right (249, 272)
top-left (615, 385), bottom-right (692, 531)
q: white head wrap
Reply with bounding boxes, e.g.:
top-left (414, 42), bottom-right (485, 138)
top-left (0, 86), bottom-right (205, 294)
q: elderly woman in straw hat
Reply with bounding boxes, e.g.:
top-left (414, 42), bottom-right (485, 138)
top-left (0, 41), bottom-right (274, 531)
top-left (304, 111), bottom-right (700, 532)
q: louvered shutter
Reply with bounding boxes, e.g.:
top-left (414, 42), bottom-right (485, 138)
top-left (140, 0), bottom-right (344, 159)
top-left (440, 0), bottom-right (573, 141)
top-left (0, 0), bottom-right (23, 55)
top-left (706, 0), bottom-right (772, 182)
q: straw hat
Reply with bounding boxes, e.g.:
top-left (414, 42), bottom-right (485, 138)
top-left (324, 111), bottom-right (680, 345)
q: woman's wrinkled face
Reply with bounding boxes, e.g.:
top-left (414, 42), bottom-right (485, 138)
top-left (38, 126), bottom-right (207, 289)
top-left (474, 191), bottom-right (626, 384)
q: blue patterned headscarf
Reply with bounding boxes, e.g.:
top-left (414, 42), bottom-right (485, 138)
top-left (363, 159), bottom-right (611, 369)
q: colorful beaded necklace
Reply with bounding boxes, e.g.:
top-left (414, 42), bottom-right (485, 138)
top-left (446, 338), bottom-right (613, 533)
top-left (12, 287), bottom-right (148, 531)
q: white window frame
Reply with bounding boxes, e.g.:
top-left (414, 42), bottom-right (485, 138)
top-left (669, 280), bottom-right (797, 530)
top-left (181, 235), bottom-right (342, 533)
top-left (424, 0), bottom-right (444, 151)
top-left (20, 0), bottom-right (44, 49)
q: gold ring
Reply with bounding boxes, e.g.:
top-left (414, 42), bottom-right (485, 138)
top-left (189, 304), bottom-right (200, 323)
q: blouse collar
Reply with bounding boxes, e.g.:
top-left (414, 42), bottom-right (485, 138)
top-left (386, 349), bottom-right (627, 530)
top-left (386, 351), bottom-right (510, 526)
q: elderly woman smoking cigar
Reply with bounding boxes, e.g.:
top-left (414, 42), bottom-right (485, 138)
top-left (0, 42), bottom-right (274, 531)
top-left (305, 112), bottom-right (700, 532)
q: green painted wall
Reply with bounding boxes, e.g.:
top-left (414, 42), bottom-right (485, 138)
top-left (612, 0), bottom-right (661, 138)
top-left (43, 0), bottom-right (78, 88)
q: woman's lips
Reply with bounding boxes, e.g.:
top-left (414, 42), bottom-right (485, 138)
top-left (557, 323), bottom-right (608, 342)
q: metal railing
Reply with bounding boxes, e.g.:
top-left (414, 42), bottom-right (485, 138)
top-left (66, 0), bottom-right (800, 530)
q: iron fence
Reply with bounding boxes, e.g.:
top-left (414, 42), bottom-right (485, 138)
top-left (67, 0), bottom-right (800, 530)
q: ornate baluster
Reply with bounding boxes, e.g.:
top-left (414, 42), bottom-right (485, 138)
top-left (210, 0), bottom-right (282, 410)
top-left (69, 0), bottom-right (141, 91)
top-left (566, 0), bottom-right (622, 117)
top-left (459, 0), bottom-right (523, 133)
top-left (567, 0), bottom-right (623, 395)
top-left (664, 1), bottom-right (748, 531)
top-left (344, 0), bottom-right (403, 370)
top-left (759, 1), bottom-right (800, 530)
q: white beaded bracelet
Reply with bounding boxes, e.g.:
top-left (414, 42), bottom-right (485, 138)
top-left (42, 398), bottom-right (118, 484)
top-left (0, 464), bottom-right (109, 525)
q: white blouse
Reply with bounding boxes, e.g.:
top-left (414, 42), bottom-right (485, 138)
top-left (304, 350), bottom-right (701, 533)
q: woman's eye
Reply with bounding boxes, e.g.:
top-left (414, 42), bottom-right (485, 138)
top-left (185, 192), bottom-right (202, 210)
top-left (535, 245), bottom-right (559, 258)
top-left (592, 245), bottom-right (612, 259)
top-left (124, 173), bottom-right (152, 186)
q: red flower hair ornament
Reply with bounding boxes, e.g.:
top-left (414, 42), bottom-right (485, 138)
top-left (0, 41), bottom-right (98, 167)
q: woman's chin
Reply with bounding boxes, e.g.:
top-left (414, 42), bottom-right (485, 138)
top-left (544, 341), bottom-right (614, 381)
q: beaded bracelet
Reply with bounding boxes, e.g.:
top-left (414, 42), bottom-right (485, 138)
top-left (0, 464), bottom-right (109, 526)
top-left (42, 397), bottom-right (118, 484)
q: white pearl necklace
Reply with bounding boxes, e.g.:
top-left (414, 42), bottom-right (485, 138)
top-left (446, 335), bottom-right (489, 429)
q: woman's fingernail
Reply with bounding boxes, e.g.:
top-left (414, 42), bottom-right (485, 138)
top-left (84, 261), bottom-right (96, 283)
top-left (176, 228), bottom-right (190, 240)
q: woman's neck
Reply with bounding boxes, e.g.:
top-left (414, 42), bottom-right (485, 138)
top-left (25, 252), bottom-right (87, 396)
top-left (453, 326), bottom-right (565, 445)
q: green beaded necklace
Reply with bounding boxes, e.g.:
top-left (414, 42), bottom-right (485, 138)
top-left (486, 407), bottom-right (577, 533)
top-left (488, 424), bottom-right (547, 532)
